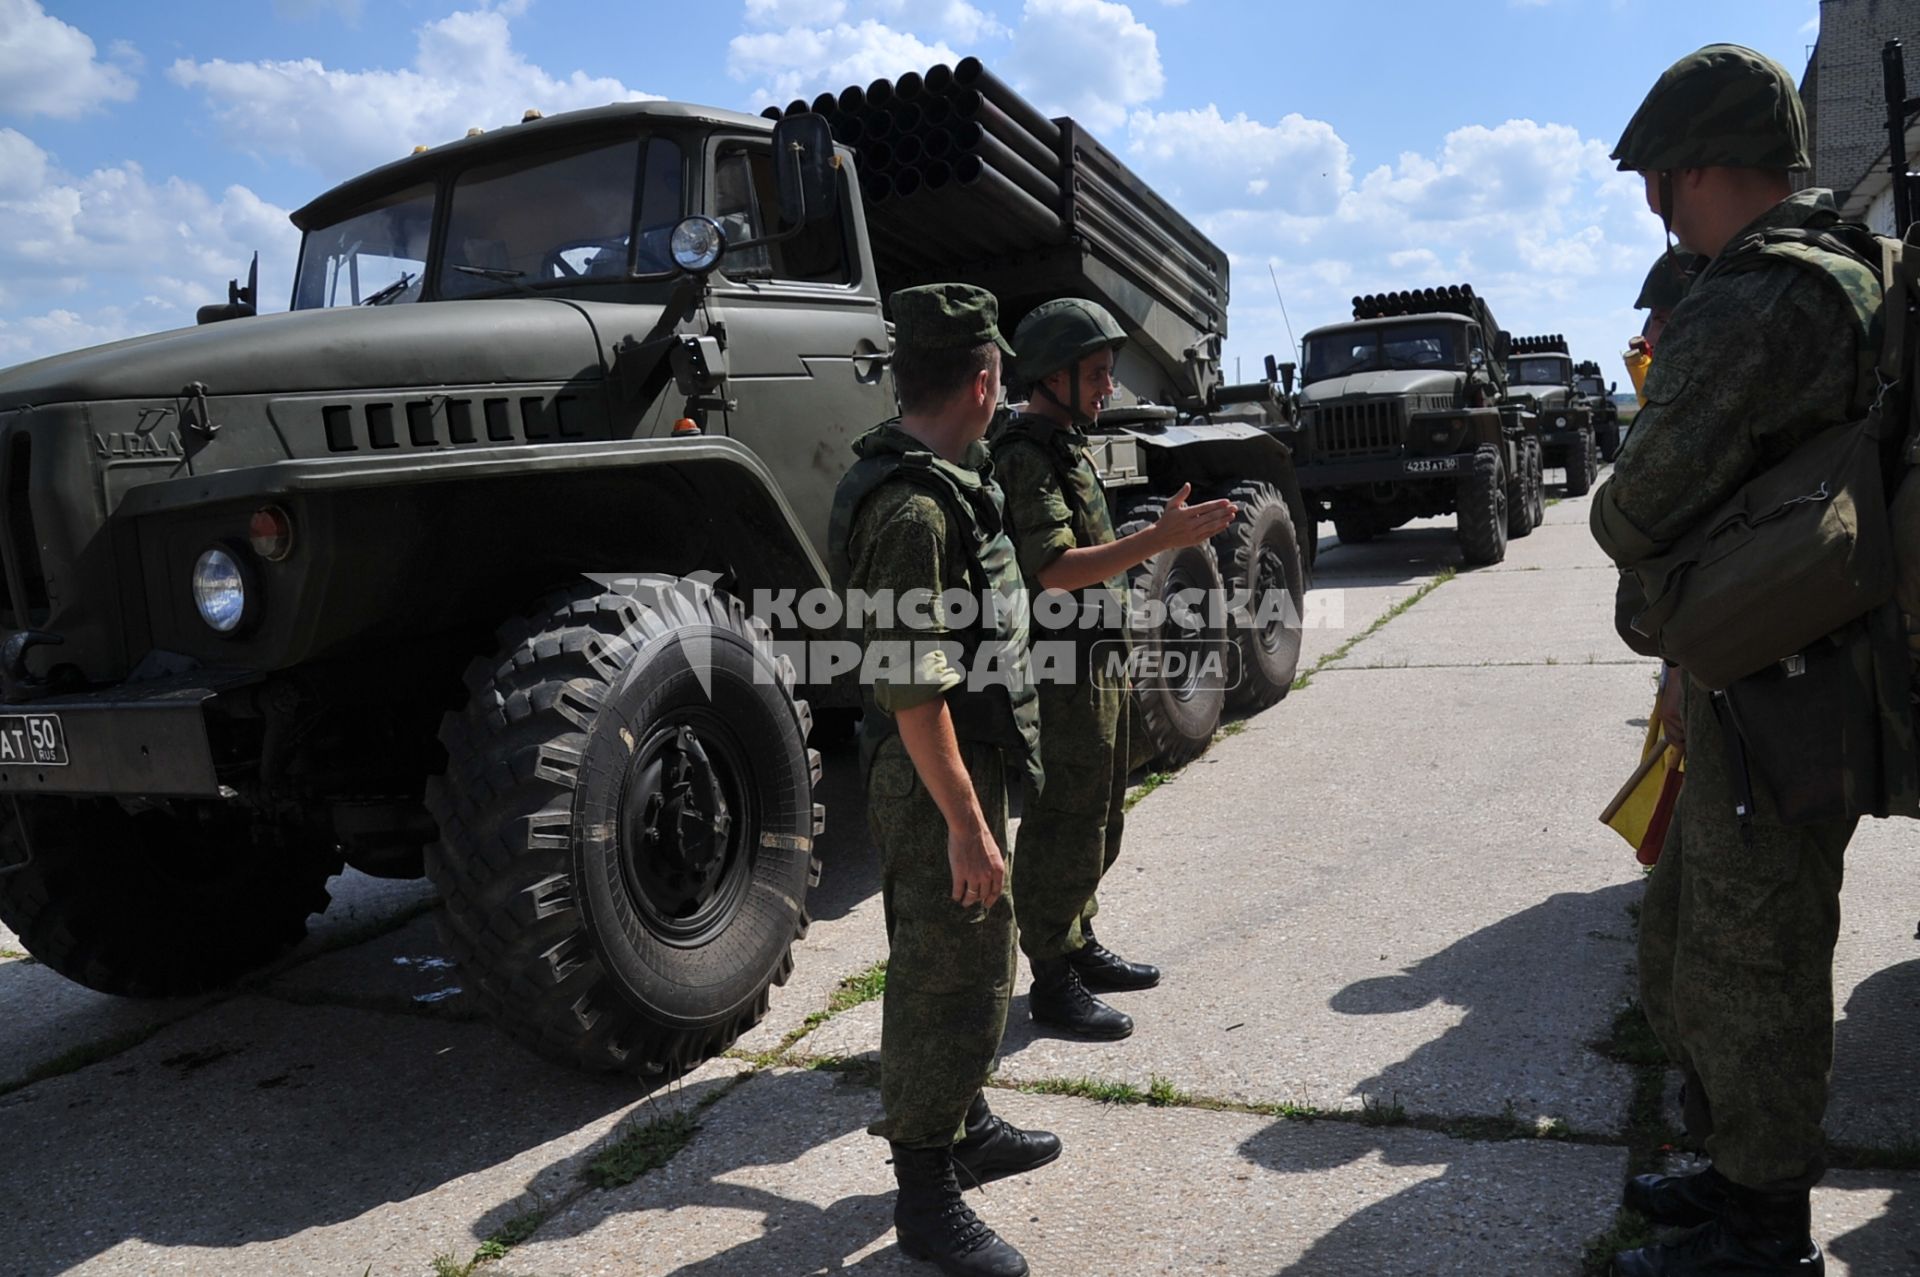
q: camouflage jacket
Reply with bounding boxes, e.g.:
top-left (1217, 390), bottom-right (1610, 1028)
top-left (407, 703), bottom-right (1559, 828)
top-left (989, 412), bottom-right (1129, 641)
top-left (1597, 189), bottom-right (1879, 550)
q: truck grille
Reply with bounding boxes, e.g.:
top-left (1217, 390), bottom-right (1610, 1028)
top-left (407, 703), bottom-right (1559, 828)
top-left (0, 431), bottom-right (50, 628)
top-left (1313, 400), bottom-right (1406, 460)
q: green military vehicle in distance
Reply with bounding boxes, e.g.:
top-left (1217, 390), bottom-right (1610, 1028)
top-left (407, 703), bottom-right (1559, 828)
top-left (1282, 286), bottom-right (1543, 566)
top-left (1573, 359), bottom-right (1623, 461)
top-left (1506, 335), bottom-right (1598, 495)
top-left (0, 62), bottom-right (1308, 1077)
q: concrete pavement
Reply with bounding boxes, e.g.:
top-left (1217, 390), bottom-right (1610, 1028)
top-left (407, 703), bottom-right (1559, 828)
top-left (2, 479), bottom-right (1916, 1276)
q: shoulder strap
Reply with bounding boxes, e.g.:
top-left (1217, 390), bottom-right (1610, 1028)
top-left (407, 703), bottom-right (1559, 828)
top-left (828, 450), bottom-right (997, 590)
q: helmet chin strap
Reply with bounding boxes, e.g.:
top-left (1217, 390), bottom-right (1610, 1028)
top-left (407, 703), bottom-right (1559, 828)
top-left (1035, 359), bottom-right (1095, 427)
top-left (1660, 170), bottom-right (1682, 273)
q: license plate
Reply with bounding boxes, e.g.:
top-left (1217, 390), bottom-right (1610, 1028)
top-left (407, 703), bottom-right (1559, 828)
top-left (1405, 457), bottom-right (1459, 474)
top-left (0, 714), bottom-right (67, 766)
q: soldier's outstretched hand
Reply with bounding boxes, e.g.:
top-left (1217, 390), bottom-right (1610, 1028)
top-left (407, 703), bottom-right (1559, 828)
top-left (949, 821), bottom-right (1007, 911)
top-left (1153, 483), bottom-right (1238, 549)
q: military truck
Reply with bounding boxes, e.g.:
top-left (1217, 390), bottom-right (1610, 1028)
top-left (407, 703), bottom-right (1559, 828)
top-left (1506, 335), bottom-right (1598, 495)
top-left (1573, 359), bottom-right (1623, 461)
top-left (0, 64), bottom-right (1306, 1077)
top-left (1281, 286), bottom-right (1543, 566)
top-left (783, 57), bottom-right (1315, 765)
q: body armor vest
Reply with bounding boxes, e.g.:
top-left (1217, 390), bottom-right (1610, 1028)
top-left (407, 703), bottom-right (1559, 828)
top-left (989, 412), bottom-right (1130, 649)
top-left (829, 428), bottom-right (1041, 781)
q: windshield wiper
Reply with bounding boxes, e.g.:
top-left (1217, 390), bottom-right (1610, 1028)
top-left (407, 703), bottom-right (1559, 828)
top-left (360, 272), bottom-right (415, 306)
top-left (452, 264), bottom-right (526, 283)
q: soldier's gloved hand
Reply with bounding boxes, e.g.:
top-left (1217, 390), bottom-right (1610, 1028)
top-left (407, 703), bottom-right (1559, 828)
top-left (949, 819), bottom-right (1007, 911)
top-left (1154, 483), bottom-right (1239, 550)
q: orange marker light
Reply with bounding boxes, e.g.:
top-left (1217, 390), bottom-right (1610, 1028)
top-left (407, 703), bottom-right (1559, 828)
top-left (672, 418), bottom-right (703, 435)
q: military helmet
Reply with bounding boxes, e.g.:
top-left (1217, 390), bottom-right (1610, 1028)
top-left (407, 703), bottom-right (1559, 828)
top-left (1611, 44), bottom-right (1810, 172)
top-left (1013, 297), bottom-right (1126, 385)
top-left (1635, 250), bottom-right (1704, 310)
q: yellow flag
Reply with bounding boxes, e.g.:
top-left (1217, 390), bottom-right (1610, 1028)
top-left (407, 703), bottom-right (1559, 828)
top-left (1600, 698), bottom-right (1685, 863)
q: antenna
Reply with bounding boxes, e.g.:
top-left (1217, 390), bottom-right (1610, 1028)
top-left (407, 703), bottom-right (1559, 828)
top-left (1268, 263), bottom-right (1298, 359)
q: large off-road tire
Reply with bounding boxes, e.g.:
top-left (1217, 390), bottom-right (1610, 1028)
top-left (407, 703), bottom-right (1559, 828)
top-left (1597, 422), bottom-right (1622, 463)
top-left (1505, 444), bottom-right (1534, 541)
top-left (426, 576), bottom-right (820, 1077)
top-left (0, 799), bottom-right (341, 997)
top-left (1527, 438), bottom-right (1546, 528)
top-left (1119, 499), bottom-right (1230, 767)
top-left (1563, 427), bottom-right (1597, 497)
top-left (1211, 482), bottom-right (1304, 711)
top-left (1455, 444), bottom-right (1509, 566)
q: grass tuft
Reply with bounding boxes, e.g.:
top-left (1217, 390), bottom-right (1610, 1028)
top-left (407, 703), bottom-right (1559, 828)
top-left (1019, 1076), bottom-right (1146, 1105)
top-left (1291, 567), bottom-right (1457, 691)
top-left (0, 1022), bottom-right (173, 1098)
top-left (1581, 1208), bottom-right (1655, 1274)
top-left (583, 1109), bottom-right (698, 1189)
top-left (828, 961), bottom-right (888, 1013)
top-left (1123, 770), bottom-right (1176, 813)
top-left (1358, 1093), bottom-right (1408, 1127)
top-left (1146, 1074), bottom-right (1192, 1107)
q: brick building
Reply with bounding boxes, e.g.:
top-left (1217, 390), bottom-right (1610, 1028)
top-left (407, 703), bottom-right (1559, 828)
top-left (1801, 0), bottom-right (1920, 231)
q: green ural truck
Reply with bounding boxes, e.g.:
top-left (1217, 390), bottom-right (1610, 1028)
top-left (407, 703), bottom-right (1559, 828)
top-left (1282, 287), bottom-right (1542, 566)
top-left (1506, 335), bottom-right (1599, 495)
top-left (0, 65), bottom-right (1308, 1075)
top-left (1572, 359), bottom-right (1624, 461)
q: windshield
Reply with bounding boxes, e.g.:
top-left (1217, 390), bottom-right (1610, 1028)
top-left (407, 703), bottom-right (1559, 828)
top-left (1509, 356), bottom-right (1569, 386)
top-left (1575, 375), bottom-right (1607, 397)
top-left (440, 134), bottom-right (682, 299)
top-left (291, 184), bottom-right (435, 309)
top-left (290, 133), bottom-right (685, 310)
top-left (1302, 321), bottom-right (1462, 383)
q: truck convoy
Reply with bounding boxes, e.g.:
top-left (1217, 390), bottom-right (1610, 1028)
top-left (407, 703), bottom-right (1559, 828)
top-left (1573, 359), bottom-right (1624, 461)
top-left (1283, 286), bottom-right (1543, 566)
top-left (1506, 334), bottom-right (1600, 496)
top-left (0, 61), bottom-right (1309, 1077)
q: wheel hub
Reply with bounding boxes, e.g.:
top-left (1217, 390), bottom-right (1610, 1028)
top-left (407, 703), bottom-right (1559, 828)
top-left (619, 721), bottom-right (748, 940)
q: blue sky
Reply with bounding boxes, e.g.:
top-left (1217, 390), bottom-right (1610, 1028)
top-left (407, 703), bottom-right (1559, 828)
top-left (2, 0), bottom-right (1821, 380)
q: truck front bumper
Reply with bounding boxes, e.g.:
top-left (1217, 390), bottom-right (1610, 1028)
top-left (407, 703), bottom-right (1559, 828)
top-left (1296, 453), bottom-right (1467, 490)
top-left (0, 671), bottom-right (253, 797)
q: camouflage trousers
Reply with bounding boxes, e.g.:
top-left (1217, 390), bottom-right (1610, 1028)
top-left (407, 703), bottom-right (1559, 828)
top-left (865, 734), bottom-right (1016, 1149)
top-left (1012, 665), bottom-right (1129, 962)
top-left (1639, 678), bottom-right (1853, 1191)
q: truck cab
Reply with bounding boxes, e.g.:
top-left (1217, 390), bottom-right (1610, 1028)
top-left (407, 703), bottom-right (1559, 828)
top-left (1505, 335), bottom-right (1597, 494)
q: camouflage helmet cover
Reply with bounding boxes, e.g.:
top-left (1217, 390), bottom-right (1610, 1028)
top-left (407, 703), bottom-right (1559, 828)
top-left (1012, 297), bottom-right (1127, 384)
top-left (1635, 250), bottom-right (1705, 310)
top-left (1611, 43), bottom-right (1810, 172)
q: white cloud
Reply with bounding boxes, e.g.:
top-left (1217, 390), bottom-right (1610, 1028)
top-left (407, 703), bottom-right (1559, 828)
top-left (1128, 105), bottom-right (1350, 216)
top-left (728, 19), bottom-right (960, 109)
top-left (0, 0), bottom-right (139, 119)
top-left (169, 6), bottom-right (659, 180)
top-left (0, 127), bottom-right (296, 365)
top-left (1003, 0), bottom-right (1162, 131)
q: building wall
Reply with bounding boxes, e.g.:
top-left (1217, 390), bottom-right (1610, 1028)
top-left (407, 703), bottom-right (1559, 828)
top-left (1813, 0), bottom-right (1920, 197)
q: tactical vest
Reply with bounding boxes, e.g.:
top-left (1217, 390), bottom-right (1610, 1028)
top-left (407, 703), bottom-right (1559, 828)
top-left (988, 412), bottom-right (1130, 648)
top-left (828, 432), bottom-right (1042, 781)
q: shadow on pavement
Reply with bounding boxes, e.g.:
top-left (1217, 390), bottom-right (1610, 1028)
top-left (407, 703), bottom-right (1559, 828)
top-left (1825, 958), bottom-right (1920, 1272)
top-left (806, 739), bottom-right (883, 926)
top-left (1234, 883), bottom-right (1643, 1275)
top-left (1313, 525), bottom-right (1463, 585)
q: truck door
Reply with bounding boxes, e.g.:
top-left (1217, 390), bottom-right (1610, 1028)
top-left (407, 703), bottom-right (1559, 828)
top-left (702, 139), bottom-right (892, 559)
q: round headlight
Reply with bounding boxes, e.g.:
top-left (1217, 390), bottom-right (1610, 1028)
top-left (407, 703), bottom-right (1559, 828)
top-left (193, 547), bottom-right (249, 633)
top-left (670, 216), bottom-right (727, 274)
top-left (1555, 415), bottom-right (1568, 428)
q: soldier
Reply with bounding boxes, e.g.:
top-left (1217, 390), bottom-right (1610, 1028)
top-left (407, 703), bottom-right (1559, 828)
top-left (991, 298), bottom-right (1237, 1039)
top-left (830, 283), bottom-right (1059, 1277)
top-left (1633, 249), bottom-right (1702, 353)
top-left (1593, 45), bottom-right (1886, 1277)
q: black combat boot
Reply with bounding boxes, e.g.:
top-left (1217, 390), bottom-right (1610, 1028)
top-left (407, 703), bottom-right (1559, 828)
top-left (1624, 1164), bottom-right (1734, 1228)
top-left (951, 1091), bottom-right (1061, 1186)
top-left (1613, 1183), bottom-right (1822, 1276)
top-left (889, 1143), bottom-right (1030, 1276)
top-left (1029, 955), bottom-right (1133, 1039)
top-left (1066, 920), bottom-right (1161, 992)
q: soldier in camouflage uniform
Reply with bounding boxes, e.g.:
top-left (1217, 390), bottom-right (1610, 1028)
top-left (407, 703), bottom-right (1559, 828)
top-left (830, 284), bottom-right (1061, 1277)
top-left (991, 298), bottom-right (1237, 1039)
top-left (1592, 46), bottom-right (1883, 1277)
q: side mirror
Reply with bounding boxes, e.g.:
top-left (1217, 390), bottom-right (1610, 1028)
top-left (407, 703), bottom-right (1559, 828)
top-left (771, 113), bottom-right (839, 227)
top-left (1610, 380), bottom-right (1619, 394)
top-left (1493, 330), bottom-right (1512, 363)
top-left (1263, 354), bottom-right (1278, 383)
top-left (1278, 361), bottom-right (1296, 396)
top-left (197, 250), bottom-right (259, 325)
